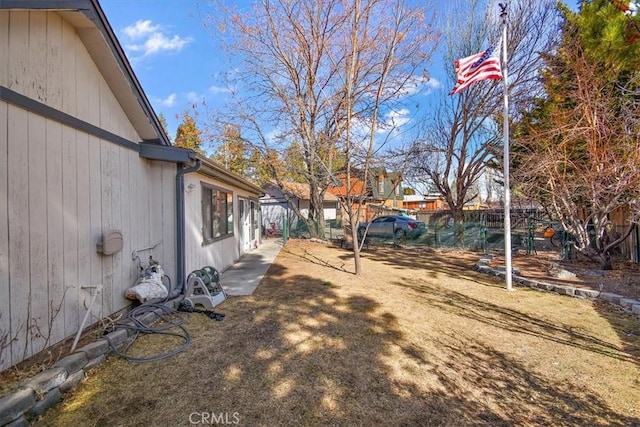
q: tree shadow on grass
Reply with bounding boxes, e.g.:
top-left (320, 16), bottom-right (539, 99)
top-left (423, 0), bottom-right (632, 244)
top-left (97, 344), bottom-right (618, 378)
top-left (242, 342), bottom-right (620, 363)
top-left (386, 278), bottom-right (640, 425)
top-left (592, 299), bottom-right (640, 366)
top-left (429, 338), bottom-right (637, 426)
top-left (280, 246), bottom-right (352, 273)
top-left (40, 256), bottom-right (639, 427)
top-left (391, 278), bottom-right (638, 364)
top-left (40, 265), bottom-right (489, 426)
top-left (368, 245), bottom-right (640, 363)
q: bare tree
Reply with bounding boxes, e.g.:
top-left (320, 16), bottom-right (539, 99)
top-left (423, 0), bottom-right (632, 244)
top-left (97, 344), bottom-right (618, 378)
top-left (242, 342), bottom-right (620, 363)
top-left (203, 0), bottom-right (438, 246)
top-left (405, 0), bottom-right (561, 239)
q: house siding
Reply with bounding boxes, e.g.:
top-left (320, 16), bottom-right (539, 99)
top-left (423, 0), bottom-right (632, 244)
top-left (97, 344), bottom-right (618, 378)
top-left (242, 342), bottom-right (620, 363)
top-left (0, 10), bottom-right (177, 370)
top-left (183, 173), bottom-right (260, 277)
top-left (1, 10), bottom-right (139, 141)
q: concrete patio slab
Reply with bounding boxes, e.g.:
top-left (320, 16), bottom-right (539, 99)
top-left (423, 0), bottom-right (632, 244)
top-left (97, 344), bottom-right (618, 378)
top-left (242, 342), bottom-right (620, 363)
top-left (220, 238), bottom-right (283, 296)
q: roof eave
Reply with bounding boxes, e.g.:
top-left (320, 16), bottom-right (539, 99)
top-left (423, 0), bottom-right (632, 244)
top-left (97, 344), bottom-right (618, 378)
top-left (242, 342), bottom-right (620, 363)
top-left (197, 156), bottom-right (263, 196)
top-left (0, 0), bottom-right (171, 146)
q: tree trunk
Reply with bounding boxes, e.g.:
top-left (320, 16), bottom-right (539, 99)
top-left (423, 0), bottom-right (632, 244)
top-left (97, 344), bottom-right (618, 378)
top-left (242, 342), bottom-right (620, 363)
top-left (579, 246), bottom-right (614, 270)
top-left (306, 185), bottom-right (326, 240)
top-left (598, 253), bottom-right (613, 271)
top-left (351, 221), bottom-right (362, 276)
top-left (452, 207), bottom-right (465, 246)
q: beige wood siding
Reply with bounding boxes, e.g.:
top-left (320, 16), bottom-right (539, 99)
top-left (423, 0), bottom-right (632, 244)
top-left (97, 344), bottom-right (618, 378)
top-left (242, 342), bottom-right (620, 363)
top-left (1, 10), bottom-right (139, 141)
top-left (0, 100), bottom-right (11, 370)
top-left (0, 12), bottom-right (8, 86)
top-left (0, 10), bottom-right (177, 370)
top-left (1, 99), bottom-right (177, 370)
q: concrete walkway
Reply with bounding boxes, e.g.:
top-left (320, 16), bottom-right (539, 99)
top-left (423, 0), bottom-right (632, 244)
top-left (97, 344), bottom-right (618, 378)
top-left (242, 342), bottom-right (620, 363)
top-left (220, 238), bottom-right (283, 296)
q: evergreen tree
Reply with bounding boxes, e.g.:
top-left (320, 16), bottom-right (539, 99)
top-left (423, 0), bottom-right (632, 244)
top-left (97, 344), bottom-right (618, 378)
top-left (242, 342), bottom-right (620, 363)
top-left (213, 125), bottom-right (250, 175)
top-left (576, 0), bottom-right (640, 70)
top-left (174, 109), bottom-right (204, 154)
top-left (158, 112), bottom-right (170, 142)
top-left (512, 2), bottom-right (640, 269)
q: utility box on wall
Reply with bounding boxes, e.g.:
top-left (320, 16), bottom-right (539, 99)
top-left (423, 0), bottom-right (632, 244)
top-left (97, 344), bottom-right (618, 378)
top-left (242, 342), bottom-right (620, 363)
top-left (97, 230), bottom-right (124, 256)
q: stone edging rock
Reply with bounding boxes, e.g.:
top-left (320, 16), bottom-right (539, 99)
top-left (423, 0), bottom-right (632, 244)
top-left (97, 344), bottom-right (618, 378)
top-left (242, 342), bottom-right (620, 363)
top-left (0, 304), bottom-right (170, 426)
top-left (475, 256), bottom-right (640, 318)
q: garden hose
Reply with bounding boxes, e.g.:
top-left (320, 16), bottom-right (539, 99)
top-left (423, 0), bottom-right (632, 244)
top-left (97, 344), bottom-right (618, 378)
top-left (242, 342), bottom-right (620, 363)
top-left (104, 303), bottom-right (191, 363)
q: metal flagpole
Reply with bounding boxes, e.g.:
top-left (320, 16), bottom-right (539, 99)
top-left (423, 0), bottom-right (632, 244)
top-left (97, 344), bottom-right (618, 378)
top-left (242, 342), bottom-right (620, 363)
top-left (500, 3), bottom-right (513, 291)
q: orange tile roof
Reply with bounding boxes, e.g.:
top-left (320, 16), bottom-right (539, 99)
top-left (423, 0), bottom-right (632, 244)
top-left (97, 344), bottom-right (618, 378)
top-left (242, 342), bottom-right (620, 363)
top-left (279, 181), bottom-right (338, 201)
top-left (327, 176), bottom-right (367, 197)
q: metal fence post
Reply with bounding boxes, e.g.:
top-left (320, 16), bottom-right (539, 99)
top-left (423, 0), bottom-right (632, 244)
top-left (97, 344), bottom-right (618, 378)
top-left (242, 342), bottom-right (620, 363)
top-left (635, 223), bottom-right (640, 263)
top-left (283, 213), bottom-right (288, 245)
top-left (527, 216), bottom-right (535, 255)
top-left (561, 229), bottom-right (570, 259)
top-left (481, 218), bottom-right (487, 254)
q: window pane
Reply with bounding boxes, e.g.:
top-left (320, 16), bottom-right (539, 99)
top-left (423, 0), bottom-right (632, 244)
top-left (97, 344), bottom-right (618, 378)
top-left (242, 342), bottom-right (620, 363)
top-left (213, 190), bottom-right (221, 238)
top-left (202, 187), bottom-right (212, 241)
top-left (227, 193), bottom-right (234, 235)
top-left (202, 185), bottom-right (234, 241)
top-left (252, 202), bottom-right (259, 230)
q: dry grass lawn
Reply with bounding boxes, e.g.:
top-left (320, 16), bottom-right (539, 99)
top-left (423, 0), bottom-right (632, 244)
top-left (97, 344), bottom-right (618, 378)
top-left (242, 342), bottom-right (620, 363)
top-left (38, 240), bottom-right (640, 426)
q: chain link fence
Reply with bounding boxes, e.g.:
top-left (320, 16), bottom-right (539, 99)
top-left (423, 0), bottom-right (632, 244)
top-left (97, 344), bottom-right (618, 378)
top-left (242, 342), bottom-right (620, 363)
top-left (265, 207), bottom-right (639, 263)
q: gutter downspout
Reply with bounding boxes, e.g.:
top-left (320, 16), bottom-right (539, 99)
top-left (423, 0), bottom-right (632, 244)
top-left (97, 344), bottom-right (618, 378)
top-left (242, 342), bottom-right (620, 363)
top-left (170, 159), bottom-right (201, 299)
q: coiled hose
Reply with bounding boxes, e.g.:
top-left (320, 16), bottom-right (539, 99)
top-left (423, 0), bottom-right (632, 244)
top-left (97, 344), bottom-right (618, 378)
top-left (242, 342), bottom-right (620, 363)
top-left (105, 302), bottom-right (191, 363)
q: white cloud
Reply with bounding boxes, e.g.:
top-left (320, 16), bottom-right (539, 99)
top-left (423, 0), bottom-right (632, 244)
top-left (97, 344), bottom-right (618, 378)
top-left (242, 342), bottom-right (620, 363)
top-left (159, 93), bottom-right (176, 107)
top-left (186, 91), bottom-right (203, 103)
top-left (123, 20), bottom-right (159, 39)
top-left (390, 74), bottom-right (443, 99)
top-left (389, 108), bottom-right (411, 125)
top-left (423, 77), bottom-right (442, 93)
top-left (264, 128), bottom-right (282, 145)
top-left (143, 33), bottom-right (191, 55)
top-left (376, 108), bottom-right (411, 133)
top-left (400, 75), bottom-right (423, 97)
top-left (121, 19), bottom-right (192, 57)
top-left (209, 85), bottom-right (232, 94)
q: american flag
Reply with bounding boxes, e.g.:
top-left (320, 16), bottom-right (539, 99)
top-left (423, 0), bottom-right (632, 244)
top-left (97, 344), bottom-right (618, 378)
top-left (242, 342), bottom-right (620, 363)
top-left (449, 40), bottom-right (503, 95)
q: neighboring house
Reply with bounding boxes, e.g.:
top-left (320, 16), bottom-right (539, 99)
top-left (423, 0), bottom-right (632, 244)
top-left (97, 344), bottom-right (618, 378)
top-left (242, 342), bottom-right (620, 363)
top-left (261, 181), bottom-right (339, 234)
top-left (327, 169), bottom-right (404, 222)
top-left (369, 168), bottom-right (404, 209)
top-left (402, 194), bottom-right (448, 211)
top-left (463, 201), bottom-right (488, 210)
top-left (326, 174), bottom-right (368, 225)
top-left (0, 0), bottom-right (261, 371)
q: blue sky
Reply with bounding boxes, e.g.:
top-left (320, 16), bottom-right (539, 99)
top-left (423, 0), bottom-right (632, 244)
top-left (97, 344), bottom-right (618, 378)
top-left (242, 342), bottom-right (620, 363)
top-left (101, 0), bottom-right (232, 139)
top-left (99, 0), bottom-right (456, 142)
top-left (99, 0), bottom-right (580, 144)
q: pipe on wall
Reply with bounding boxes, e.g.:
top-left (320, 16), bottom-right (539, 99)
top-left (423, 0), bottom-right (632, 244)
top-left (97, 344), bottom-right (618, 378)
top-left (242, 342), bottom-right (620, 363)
top-left (169, 159), bottom-right (201, 299)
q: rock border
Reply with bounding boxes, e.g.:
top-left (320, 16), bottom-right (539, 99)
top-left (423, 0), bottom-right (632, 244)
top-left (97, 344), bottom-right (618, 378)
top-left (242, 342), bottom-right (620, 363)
top-left (475, 256), bottom-right (640, 318)
top-left (0, 304), bottom-right (171, 426)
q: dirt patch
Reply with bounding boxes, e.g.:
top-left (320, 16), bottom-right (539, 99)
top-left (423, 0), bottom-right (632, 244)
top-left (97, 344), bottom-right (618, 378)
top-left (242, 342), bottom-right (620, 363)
top-left (436, 247), bottom-right (640, 301)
